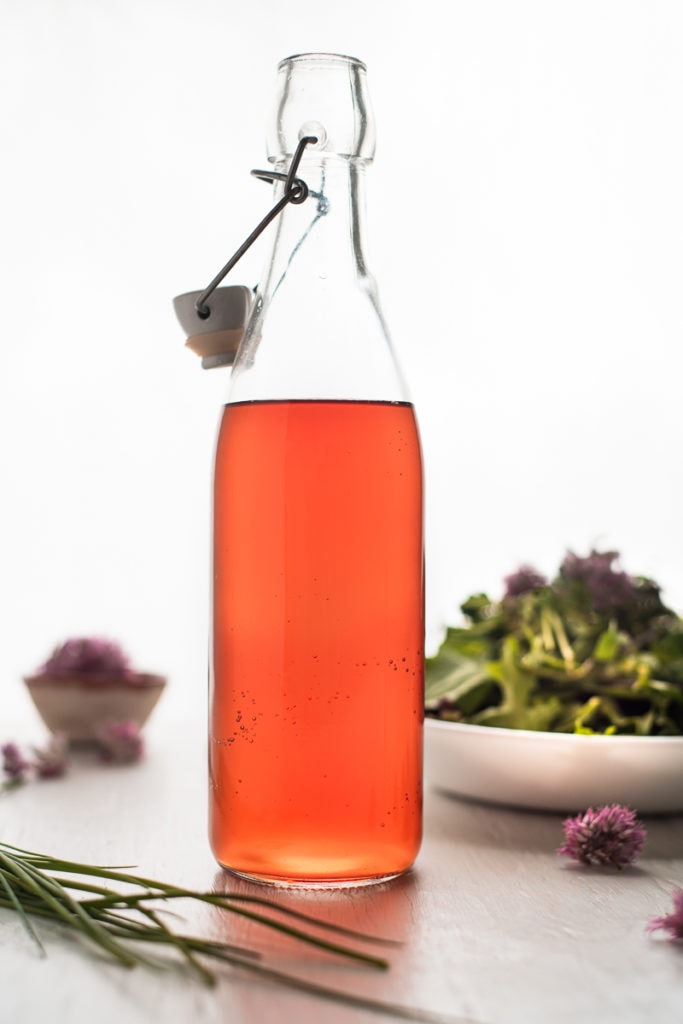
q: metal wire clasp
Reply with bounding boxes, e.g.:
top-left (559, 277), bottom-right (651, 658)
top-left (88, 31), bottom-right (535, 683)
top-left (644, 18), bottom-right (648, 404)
top-left (193, 135), bottom-right (318, 320)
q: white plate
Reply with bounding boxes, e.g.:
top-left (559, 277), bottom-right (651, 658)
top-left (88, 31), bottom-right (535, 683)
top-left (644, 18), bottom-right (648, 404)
top-left (424, 718), bottom-right (683, 813)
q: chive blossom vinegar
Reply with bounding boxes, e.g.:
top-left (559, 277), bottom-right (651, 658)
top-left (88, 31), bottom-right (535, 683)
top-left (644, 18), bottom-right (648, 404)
top-left (209, 55), bottom-right (424, 886)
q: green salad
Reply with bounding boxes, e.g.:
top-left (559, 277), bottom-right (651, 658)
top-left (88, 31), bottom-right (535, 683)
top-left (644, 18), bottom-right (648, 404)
top-left (425, 550), bottom-right (683, 736)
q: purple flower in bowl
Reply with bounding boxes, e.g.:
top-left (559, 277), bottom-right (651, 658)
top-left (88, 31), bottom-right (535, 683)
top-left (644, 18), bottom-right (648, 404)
top-left (39, 638), bottom-right (133, 680)
top-left (24, 637), bottom-right (166, 744)
top-left (558, 549), bottom-right (636, 615)
top-left (503, 565), bottom-right (548, 598)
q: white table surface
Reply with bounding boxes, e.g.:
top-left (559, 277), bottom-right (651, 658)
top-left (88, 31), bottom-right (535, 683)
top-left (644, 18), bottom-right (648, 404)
top-left (1, 697), bottom-right (682, 1024)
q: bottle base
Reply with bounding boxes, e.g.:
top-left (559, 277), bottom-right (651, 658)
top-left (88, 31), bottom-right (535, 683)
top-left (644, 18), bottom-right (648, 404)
top-left (219, 865), bottom-right (406, 890)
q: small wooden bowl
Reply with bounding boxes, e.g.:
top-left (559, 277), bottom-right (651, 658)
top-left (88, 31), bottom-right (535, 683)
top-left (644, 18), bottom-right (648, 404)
top-left (23, 673), bottom-right (166, 744)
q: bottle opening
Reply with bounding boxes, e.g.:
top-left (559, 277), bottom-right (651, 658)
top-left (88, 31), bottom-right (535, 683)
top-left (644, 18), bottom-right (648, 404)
top-left (278, 53), bottom-right (367, 72)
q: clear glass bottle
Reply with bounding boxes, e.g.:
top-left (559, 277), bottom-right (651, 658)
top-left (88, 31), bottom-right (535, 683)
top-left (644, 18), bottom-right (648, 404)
top-left (209, 53), bottom-right (424, 886)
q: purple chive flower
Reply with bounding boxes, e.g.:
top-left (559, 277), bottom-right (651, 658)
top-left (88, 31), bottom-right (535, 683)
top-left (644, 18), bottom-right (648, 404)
top-left (558, 804), bottom-right (646, 869)
top-left (1, 742), bottom-right (31, 784)
top-left (32, 734), bottom-right (69, 779)
top-left (503, 565), bottom-right (548, 598)
top-left (647, 889), bottom-right (683, 941)
top-left (95, 720), bottom-right (145, 765)
top-left (40, 637), bottom-right (132, 678)
top-left (559, 549), bottom-right (635, 614)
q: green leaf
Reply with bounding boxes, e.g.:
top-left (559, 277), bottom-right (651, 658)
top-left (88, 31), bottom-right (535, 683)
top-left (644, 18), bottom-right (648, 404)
top-left (0, 869), bottom-right (46, 956)
top-left (522, 696), bottom-right (565, 732)
top-left (471, 636), bottom-right (536, 729)
top-left (594, 623), bottom-right (620, 663)
top-left (424, 651), bottom-right (491, 705)
top-left (441, 628), bottom-right (492, 660)
top-left (460, 593), bottom-right (497, 624)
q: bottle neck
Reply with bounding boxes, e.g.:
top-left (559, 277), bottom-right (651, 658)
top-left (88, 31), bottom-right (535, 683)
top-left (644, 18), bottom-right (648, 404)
top-left (260, 158), bottom-right (371, 297)
top-left (227, 154), bottom-right (408, 404)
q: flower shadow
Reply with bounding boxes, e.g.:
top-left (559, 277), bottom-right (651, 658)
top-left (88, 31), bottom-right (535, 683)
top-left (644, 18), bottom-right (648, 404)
top-left (427, 787), bottom-right (683, 861)
top-left (427, 787), bottom-right (565, 854)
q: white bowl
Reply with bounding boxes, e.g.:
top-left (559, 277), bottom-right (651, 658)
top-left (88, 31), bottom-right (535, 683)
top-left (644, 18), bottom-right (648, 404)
top-left (24, 674), bottom-right (166, 744)
top-left (425, 718), bottom-right (683, 813)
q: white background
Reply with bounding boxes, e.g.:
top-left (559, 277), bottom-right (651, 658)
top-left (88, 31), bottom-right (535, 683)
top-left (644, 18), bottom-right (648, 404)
top-left (1, 0), bottom-right (682, 723)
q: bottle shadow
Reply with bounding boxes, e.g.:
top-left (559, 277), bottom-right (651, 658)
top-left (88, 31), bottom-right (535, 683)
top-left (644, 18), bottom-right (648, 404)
top-left (207, 865), bottom-right (419, 963)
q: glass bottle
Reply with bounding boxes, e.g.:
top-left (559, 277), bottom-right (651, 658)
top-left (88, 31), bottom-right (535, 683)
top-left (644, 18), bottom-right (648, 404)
top-left (209, 53), bottom-right (424, 886)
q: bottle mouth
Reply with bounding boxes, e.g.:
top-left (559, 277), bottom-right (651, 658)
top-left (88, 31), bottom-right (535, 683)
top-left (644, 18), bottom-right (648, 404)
top-left (269, 52), bottom-right (375, 162)
top-left (278, 53), bottom-right (367, 73)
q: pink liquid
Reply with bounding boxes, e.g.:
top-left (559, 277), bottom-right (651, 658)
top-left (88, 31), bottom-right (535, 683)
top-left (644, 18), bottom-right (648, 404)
top-left (210, 399), bottom-right (423, 884)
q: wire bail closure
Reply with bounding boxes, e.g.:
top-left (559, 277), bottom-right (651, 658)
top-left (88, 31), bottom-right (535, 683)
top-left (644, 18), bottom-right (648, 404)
top-left (193, 135), bottom-right (318, 321)
top-left (173, 135), bottom-right (319, 368)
